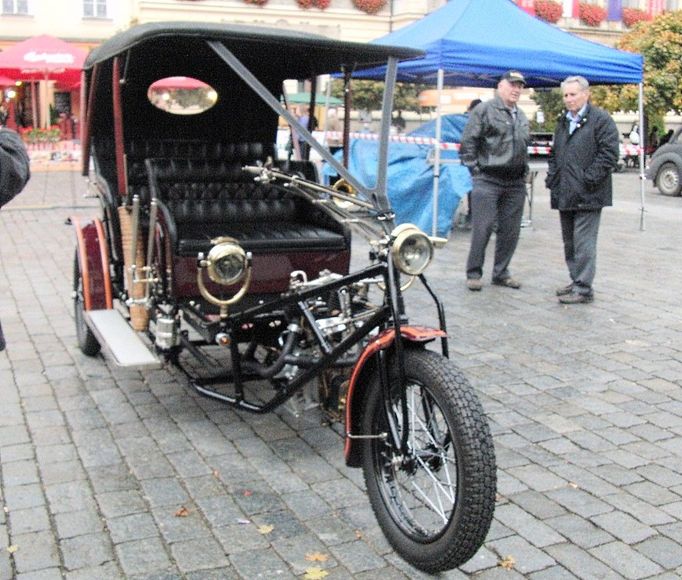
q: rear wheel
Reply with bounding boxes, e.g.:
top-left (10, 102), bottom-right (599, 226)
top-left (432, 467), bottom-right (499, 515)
top-left (73, 251), bottom-right (101, 356)
top-left (656, 162), bottom-right (681, 196)
top-left (361, 349), bottom-right (496, 573)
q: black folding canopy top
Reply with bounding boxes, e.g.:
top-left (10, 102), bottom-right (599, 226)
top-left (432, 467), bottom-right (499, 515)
top-left (84, 21), bottom-right (422, 76)
top-left (83, 21), bottom-right (422, 148)
top-left (82, 22), bottom-right (423, 204)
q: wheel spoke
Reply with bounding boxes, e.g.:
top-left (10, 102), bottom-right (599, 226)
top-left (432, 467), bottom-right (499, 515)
top-left (409, 390), bottom-right (446, 451)
top-left (412, 453), bottom-right (456, 502)
top-left (409, 477), bottom-right (450, 523)
top-left (378, 382), bottom-right (459, 533)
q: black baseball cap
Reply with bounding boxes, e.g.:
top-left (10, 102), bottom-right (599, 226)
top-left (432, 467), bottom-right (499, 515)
top-left (500, 70), bottom-right (526, 86)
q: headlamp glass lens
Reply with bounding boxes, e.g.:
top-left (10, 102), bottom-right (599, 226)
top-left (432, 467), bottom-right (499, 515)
top-left (214, 253), bottom-right (245, 284)
top-left (398, 234), bottom-right (433, 275)
top-left (390, 225), bottom-right (434, 276)
top-left (206, 241), bottom-right (247, 285)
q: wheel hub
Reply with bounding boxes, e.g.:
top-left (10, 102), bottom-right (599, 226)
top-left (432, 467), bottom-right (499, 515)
top-left (662, 171), bottom-right (679, 187)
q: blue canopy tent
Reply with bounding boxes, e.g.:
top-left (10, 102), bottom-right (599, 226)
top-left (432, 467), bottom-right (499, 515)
top-left (352, 0), bottom-right (645, 231)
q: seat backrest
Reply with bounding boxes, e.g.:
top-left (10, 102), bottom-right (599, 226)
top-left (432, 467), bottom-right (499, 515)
top-left (132, 141), bottom-right (275, 201)
top-left (146, 157), bottom-right (299, 225)
top-left (128, 140), bottom-right (274, 162)
top-left (91, 139), bottom-right (275, 202)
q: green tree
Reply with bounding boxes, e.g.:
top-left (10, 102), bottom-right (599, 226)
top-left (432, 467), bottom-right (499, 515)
top-left (529, 88), bottom-right (564, 132)
top-left (329, 79), bottom-right (432, 114)
top-left (594, 10), bottom-right (682, 135)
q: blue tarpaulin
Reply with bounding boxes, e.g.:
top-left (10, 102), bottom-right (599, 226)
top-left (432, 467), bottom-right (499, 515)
top-left (324, 115), bottom-right (471, 237)
top-left (354, 0), bottom-right (643, 88)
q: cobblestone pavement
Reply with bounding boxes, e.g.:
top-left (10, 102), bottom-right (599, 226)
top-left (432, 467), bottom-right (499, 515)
top-left (1, 164), bottom-right (682, 579)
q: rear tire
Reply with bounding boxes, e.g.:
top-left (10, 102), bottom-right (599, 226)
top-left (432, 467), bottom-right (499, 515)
top-left (73, 250), bottom-right (101, 356)
top-left (656, 162), bottom-right (681, 196)
top-left (361, 349), bottom-right (496, 573)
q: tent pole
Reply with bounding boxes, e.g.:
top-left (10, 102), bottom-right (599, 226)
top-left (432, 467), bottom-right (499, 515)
top-left (637, 82), bottom-right (645, 231)
top-left (431, 68), bottom-right (444, 237)
top-left (343, 71), bottom-right (351, 169)
top-left (321, 75), bottom-right (332, 136)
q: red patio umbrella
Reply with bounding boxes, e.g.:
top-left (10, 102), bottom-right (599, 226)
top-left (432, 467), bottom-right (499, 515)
top-left (0, 34), bottom-right (86, 84)
top-left (0, 35), bottom-right (87, 128)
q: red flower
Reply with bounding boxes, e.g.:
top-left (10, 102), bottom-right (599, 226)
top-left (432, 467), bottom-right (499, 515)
top-left (534, 0), bottom-right (563, 24)
top-left (297, 0), bottom-right (330, 8)
top-left (352, 0), bottom-right (386, 15)
top-left (622, 7), bottom-right (652, 28)
top-left (578, 2), bottom-right (606, 27)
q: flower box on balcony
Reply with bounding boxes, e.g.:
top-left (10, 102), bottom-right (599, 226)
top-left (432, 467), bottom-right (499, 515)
top-left (578, 3), bottom-right (606, 27)
top-left (622, 7), bottom-right (652, 28)
top-left (534, 0), bottom-right (563, 24)
top-left (352, 0), bottom-right (386, 14)
top-left (296, 0), bottom-right (331, 9)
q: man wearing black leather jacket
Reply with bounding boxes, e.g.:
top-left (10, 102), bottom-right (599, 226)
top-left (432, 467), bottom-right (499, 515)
top-left (460, 70), bottom-right (530, 291)
top-left (0, 128), bottom-right (31, 350)
top-left (545, 76), bottom-right (619, 304)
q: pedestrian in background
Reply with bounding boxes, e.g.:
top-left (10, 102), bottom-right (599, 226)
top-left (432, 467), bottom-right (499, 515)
top-left (297, 105), bottom-right (318, 160)
top-left (545, 75), bottom-right (619, 305)
top-left (0, 128), bottom-right (31, 350)
top-left (460, 71), bottom-right (530, 291)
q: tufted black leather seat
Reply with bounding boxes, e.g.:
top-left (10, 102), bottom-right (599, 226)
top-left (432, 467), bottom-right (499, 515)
top-left (146, 157), bottom-right (349, 257)
top-left (92, 139), bottom-right (276, 203)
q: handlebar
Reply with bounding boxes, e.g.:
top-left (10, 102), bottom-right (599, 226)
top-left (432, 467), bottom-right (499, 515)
top-left (242, 164), bottom-right (376, 211)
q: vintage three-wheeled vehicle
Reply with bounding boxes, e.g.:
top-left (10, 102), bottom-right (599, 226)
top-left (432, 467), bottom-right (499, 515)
top-left (72, 22), bottom-right (496, 572)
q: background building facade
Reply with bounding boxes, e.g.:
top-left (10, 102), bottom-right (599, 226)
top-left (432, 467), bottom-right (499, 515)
top-left (0, 0), bottom-right (679, 131)
top-left (3, 0), bottom-right (677, 49)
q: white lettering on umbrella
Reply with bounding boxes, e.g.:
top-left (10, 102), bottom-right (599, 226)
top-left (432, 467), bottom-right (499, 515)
top-left (23, 51), bottom-right (75, 65)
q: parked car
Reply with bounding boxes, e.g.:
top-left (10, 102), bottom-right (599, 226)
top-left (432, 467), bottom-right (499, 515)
top-left (72, 22), bottom-right (496, 573)
top-left (646, 127), bottom-right (682, 196)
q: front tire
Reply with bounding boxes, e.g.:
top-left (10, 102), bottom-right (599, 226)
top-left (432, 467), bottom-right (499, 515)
top-left (73, 251), bottom-right (101, 356)
top-left (656, 162), bottom-right (681, 196)
top-left (361, 349), bottom-right (496, 573)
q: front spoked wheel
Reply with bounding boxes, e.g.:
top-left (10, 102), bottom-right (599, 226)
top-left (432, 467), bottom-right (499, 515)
top-left (361, 349), bottom-right (496, 573)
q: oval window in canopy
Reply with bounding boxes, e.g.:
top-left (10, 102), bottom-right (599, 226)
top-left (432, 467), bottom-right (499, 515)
top-left (147, 76), bottom-right (217, 115)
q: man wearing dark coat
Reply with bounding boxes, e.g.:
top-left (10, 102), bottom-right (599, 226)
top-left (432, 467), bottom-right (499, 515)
top-left (545, 75), bottom-right (619, 304)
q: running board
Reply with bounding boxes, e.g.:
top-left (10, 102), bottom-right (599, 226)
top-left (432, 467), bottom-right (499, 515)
top-left (85, 309), bottom-right (161, 369)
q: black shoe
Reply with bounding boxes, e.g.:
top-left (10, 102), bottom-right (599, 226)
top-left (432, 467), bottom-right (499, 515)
top-left (558, 292), bottom-right (593, 304)
top-left (0, 320), bottom-right (5, 352)
top-left (555, 284), bottom-right (573, 297)
top-left (492, 277), bottom-right (521, 289)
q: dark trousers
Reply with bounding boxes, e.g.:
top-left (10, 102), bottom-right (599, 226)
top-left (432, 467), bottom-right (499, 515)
top-left (298, 141), bottom-right (311, 160)
top-left (466, 174), bottom-right (526, 281)
top-left (559, 209), bottom-right (601, 296)
top-left (0, 319), bottom-right (4, 351)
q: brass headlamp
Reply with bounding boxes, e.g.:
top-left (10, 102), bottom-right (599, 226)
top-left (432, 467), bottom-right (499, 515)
top-left (390, 223), bottom-right (434, 276)
top-left (197, 237), bottom-right (252, 318)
